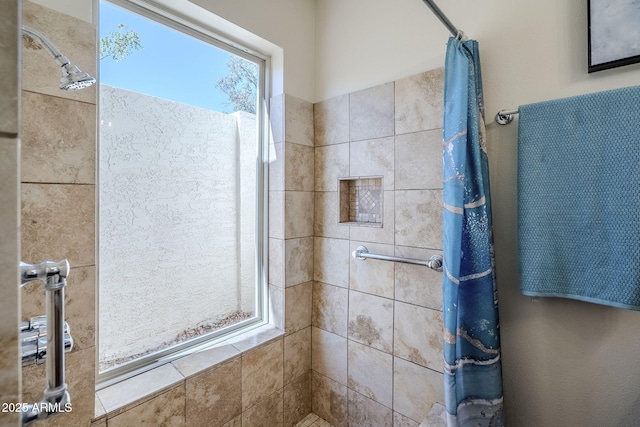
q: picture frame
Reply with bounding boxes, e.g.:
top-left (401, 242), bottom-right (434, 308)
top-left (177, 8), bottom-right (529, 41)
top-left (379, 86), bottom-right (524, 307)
top-left (588, 0), bottom-right (640, 73)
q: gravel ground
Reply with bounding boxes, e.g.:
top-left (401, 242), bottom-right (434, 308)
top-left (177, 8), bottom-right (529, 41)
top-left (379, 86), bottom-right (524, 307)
top-left (100, 310), bottom-right (254, 371)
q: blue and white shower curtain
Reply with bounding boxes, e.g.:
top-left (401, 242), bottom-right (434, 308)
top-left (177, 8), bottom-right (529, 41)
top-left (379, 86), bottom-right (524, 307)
top-left (442, 37), bottom-right (504, 427)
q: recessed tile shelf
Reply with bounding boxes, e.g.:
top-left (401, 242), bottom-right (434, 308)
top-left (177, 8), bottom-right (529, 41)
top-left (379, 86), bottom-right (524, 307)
top-left (339, 177), bottom-right (383, 227)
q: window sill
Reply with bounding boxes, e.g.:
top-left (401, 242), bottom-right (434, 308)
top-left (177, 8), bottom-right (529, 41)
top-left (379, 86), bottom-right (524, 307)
top-left (93, 323), bottom-right (284, 420)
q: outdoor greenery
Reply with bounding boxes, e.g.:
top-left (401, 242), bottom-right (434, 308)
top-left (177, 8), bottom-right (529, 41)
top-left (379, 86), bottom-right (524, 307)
top-left (215, 56), bottom-right (258, 114)
top-left (100, 24), bottom-right (143, 62)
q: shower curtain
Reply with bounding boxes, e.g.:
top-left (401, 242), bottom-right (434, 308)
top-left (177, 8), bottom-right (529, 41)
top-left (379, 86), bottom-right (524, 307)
top-left (442, 37), bottom-right (504, 427)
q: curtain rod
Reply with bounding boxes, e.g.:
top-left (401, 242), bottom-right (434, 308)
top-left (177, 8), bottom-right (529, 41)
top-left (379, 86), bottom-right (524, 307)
top-left (423, 0), bottom-right (523, 126)
top-left (421, 0), bottom-right (462, 38)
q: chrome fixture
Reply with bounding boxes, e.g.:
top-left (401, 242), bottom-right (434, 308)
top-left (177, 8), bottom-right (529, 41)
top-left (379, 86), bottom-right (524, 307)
top-left (421, 0), bottom-right (466, 40)
top-left (495, 109), bottom-right (519, 125)
top-left (22, 25), bottom-right (96, 90)
top-left (352, 245), bottom-right (443, 272)
top-left (19, 260), bottom-right (73, 426)
top-left (20, 315), bottom-right (73, 364)
top-left (420, 1), bottom-right (521, 126)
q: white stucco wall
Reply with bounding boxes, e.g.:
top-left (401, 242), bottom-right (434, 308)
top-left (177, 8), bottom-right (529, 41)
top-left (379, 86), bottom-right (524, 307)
top-left (99, 85), bottom-right (256, 362)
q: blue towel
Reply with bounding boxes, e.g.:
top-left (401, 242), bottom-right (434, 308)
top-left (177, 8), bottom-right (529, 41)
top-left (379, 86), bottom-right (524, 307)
top-left (518, 86), bottom-right (640, 310)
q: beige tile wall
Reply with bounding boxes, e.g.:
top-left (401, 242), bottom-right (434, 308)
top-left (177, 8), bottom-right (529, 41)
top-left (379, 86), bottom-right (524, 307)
top-left (312, 68), bottom-right (446, 427)
top-left (0, 2), bottom-right (20, 426)
top-left (0, 0), bottom-right (19, 135)
top-left (19, 2), bottom-right (98, 427)
top-left (267, 93), bottom-right (315, 426)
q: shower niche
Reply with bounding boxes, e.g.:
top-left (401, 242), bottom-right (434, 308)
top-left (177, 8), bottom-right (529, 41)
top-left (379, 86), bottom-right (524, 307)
top-left (339, 177), bottom-right (383, 226)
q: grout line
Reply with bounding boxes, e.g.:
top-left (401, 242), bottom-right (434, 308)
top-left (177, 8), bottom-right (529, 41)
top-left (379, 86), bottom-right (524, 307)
top-left (346, 207), bottom-right (351, 426)
top-left (391, 275), bottom-right (396, 414)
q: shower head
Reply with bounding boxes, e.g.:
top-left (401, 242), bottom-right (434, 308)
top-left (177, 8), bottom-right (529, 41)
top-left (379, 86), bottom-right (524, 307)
top-left (60, 62), bottom-right (97, 90)
top-left (22, 25), bottom-right (96, 91)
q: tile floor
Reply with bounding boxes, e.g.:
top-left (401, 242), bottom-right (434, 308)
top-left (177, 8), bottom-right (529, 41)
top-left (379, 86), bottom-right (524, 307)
top-left (295, 413), bottom-right (333, 427)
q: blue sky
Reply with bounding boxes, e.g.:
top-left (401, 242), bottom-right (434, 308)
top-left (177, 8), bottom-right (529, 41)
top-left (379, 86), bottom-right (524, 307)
top-left (99, 1), bottom-right (235, 112)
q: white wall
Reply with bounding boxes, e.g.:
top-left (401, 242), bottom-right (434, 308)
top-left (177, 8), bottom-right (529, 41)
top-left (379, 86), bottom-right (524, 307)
top-left (314, 0), bottom-right (448, 101)
top-left (315, 1), bottom-right (640, 426)
top-left (315, 0), bottom-right (640, 110)
top-left (190, 0), bottom-right (315, 102)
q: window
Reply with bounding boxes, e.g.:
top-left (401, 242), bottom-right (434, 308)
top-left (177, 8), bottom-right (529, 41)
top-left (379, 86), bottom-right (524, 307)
top-left (98, 0), bottom-right (267, 383)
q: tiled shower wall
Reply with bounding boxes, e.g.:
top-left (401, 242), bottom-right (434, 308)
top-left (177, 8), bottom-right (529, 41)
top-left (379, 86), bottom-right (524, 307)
top-left (0, 2), bottom-right (20, 426)
top-left (312, 68), bottom-right (445, 426)
top-left (20, 2), bottom-right (98, 426)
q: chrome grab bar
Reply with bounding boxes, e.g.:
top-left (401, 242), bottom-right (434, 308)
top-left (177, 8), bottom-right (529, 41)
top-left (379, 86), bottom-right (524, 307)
top-left (352, 245), bottom-right (443, 272)
top-left (19, 260), bottom-right (72, 426)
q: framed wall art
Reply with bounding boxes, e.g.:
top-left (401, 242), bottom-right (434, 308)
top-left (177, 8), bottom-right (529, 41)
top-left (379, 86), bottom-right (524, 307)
top-left (588, 0), bottom-right (640, 72)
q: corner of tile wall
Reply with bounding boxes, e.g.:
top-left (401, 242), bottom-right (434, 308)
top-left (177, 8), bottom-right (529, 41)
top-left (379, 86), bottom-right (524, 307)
top-left (284, 94), bottom-right (314, 147)
top-left (266, 92), bottom-right (315, 426)
top-left (281, 93), bottom-right (315, 425)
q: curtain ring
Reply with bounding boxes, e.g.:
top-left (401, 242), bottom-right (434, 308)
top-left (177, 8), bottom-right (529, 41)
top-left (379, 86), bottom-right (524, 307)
top-left (455, 30), bottom-right (465, 41)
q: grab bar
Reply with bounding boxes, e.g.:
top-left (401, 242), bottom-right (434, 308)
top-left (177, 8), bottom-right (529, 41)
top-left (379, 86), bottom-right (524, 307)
top-left (352, 245), bottom-right (443, 272)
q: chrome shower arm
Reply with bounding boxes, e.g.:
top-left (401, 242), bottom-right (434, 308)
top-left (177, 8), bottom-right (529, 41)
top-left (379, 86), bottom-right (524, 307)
top-left (21, 25), bottom-right (71, 67)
